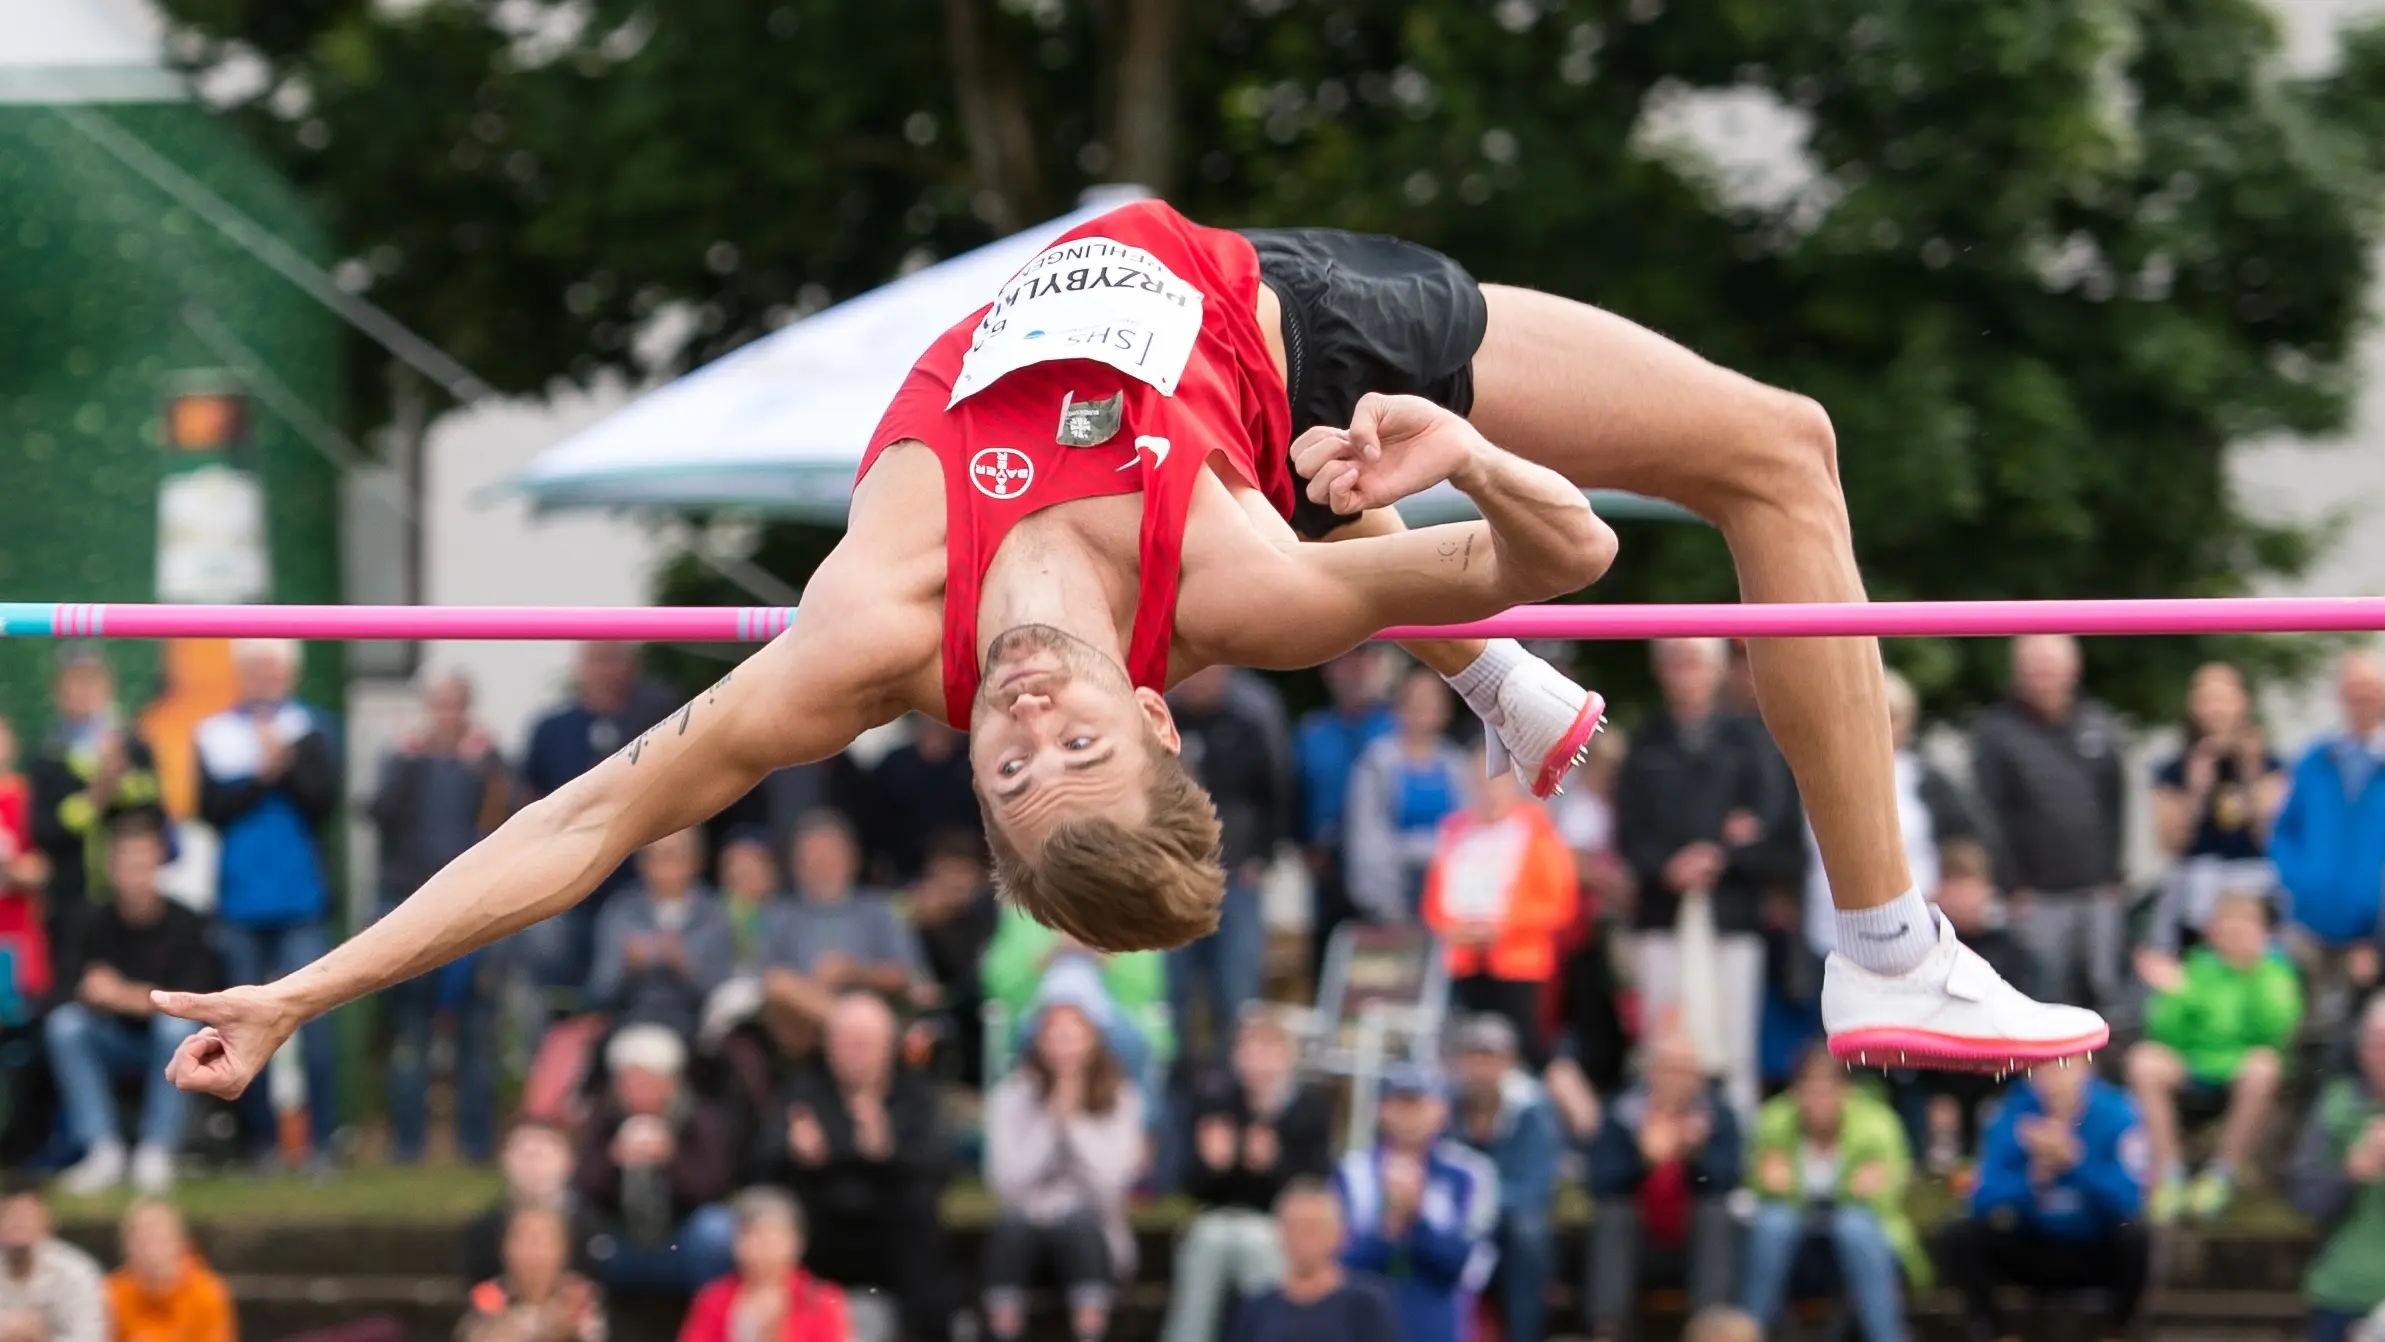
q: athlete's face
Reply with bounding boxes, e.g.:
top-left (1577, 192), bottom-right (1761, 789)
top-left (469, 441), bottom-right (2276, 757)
top-left (970, 624), bottom-right (1181, 848)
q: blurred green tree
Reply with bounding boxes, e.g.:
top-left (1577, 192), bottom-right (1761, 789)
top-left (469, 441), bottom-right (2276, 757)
top-left (153, 0), bottom-right (2385, 715)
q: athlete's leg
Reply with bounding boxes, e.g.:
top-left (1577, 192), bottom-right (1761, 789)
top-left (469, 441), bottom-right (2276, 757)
top-left (1465, 284), bottom-right (2104, 1069)
top-left (1468, 285), bottom-right (1903, 912)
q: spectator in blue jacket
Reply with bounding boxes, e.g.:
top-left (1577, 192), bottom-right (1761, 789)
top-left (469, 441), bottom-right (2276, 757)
top-left (2269, 650), bottom-right (2385, 1018)
top-left (1939, 1059), bottom-right (2152, 1342)
top-left (195, 638), bottom-right (340, 1170)
top-left (1448, 1014), bottom-right (1561, 1342)
top-left (1334, 1062), bottom-right (1498, 1342)
top-left (1584, 1032), bottom-right (1742, 1340)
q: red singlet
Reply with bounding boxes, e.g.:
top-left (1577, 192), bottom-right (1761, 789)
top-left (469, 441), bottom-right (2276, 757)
top-left (862, 201), bottom-right (1294, 726)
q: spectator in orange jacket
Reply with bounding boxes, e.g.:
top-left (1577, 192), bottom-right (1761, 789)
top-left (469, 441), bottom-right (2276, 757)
top-left (1422, 748), bottom-right (1580, 1066)
top-left (106, 1201), bottom-right (234, 1342)
top-left (678, 1190), bottom-right (849, 1342)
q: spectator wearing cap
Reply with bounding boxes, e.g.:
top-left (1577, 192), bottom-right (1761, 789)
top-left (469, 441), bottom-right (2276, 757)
top-left (2271, 650), bottom-right (2385, 1020)
top-left (587, 827), bottom-right (736, 1044)
top-left (2127, 889), bottom-right (2300, 1223)
top-left (27, 648), bottom-right (162, 932)
top-left (1941, 1053), bottom-right (2151, 1342)
top-left (982, 998), bottom-right (1145, 1342)
top-left (678, 1189), bottom-right (849, 1342)
top-left (1584, 1031), bottom-right (1742, 1341)
top-left (0, 1175), bottom-right (103, 1342)
top-left (1226, 1179), bottom-right (1398, 1342)
top-left (45, 810), bottom-right (214, 1196)
top-left (1422, 753), bottom-right (1579, 1068)
top-left (574, 1025), bottom-right (737, 1293)
top-left (106, 1200), bottom-right (233, 1342)
top-left (758, 813), bottom-right (926, 1066)
top-left (764, 993), bottom-right (949, 1339)
top-left (196, 637), bottom-right (342, 1168)
top-left (371, 669), bottom-right (512, 1166)
top-left (1163, 1010), bottom-right (1336, 1342)
top-left (1333, 1062), bottom-right (1499, 1342)
top-left (1448, 1014), bottom-right (1562, 1342)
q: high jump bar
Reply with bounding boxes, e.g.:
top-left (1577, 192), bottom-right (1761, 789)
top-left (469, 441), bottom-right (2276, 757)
top-left (5, 597), bottom-right (2385, 643)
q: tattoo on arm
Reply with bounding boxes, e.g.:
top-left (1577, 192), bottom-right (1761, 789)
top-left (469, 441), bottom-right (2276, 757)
top-left (620, 670), bottom-right (735, 767)
top-left (1434, 535), bottom-right (1476, 572)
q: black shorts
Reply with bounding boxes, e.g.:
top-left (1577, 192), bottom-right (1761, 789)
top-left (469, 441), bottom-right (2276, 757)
top-left (1243, 227), bottom-right (1489, 538)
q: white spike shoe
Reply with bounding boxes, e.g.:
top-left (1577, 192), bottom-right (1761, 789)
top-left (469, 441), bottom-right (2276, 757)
top-left (1479, 655), bottom-right (1606, 799)
top-left (1824, 915), bottom-right (2108, 1074)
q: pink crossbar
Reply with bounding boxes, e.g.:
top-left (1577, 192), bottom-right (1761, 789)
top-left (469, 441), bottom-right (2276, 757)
top-left (6, 596), bottom-right (2385, 642)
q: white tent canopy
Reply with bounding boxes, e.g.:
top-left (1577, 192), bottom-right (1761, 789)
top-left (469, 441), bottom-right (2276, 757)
top-left (514, 188), bottom-right (1693, 526)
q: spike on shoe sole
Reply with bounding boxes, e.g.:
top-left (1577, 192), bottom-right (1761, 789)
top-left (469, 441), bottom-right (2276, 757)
top-left (1826, 1022), bottom-right (2109, 1076)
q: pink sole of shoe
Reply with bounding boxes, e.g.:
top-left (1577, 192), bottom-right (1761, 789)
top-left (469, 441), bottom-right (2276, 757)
top-left (1827, 1023), bottom-right (2110, 1075)
top-left (1530, 692), bottom-right (1607, 799)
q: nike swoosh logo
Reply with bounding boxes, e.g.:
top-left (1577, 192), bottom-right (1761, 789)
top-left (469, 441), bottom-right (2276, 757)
top-left (1854, 923), bottom-right (1908, 942)
top-left (1117, 434), bottom-right (1172, 470)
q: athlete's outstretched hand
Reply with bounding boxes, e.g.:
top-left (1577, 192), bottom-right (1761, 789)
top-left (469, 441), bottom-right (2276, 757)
top-left (152, 984), bottom-right (301, 1099)
top-left (1290, 392), bottom-right (1484, 515)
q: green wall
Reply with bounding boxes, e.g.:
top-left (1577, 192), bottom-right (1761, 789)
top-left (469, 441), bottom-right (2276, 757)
top-left (0, 100), bottom-right (345, 738)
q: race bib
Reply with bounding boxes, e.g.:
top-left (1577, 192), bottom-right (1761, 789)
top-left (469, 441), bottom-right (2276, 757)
top-left (948, 235), bottom-right (1206, 407)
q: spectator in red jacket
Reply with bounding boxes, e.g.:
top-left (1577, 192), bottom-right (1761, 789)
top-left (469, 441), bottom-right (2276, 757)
top-left (678, 1190), bottom-right (847, 1342)
top-left (0, 715), bottom-right (51, 1020)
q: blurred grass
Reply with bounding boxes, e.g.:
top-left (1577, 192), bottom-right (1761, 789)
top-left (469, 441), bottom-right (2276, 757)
top-left (53, 1165), bottom-right (505, 1226)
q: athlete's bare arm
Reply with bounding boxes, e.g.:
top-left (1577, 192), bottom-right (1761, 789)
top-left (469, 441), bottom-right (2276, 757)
top-left (1179, 393), bottom-right (1615, 671)
top-left (155, 460), bottom-right (947, 1099)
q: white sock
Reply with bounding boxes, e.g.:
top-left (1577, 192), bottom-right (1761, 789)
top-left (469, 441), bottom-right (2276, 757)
top-left (1833, 887), bottom-right (1939, 975)
top-left (1445, 639), bottom-right (1529, 727)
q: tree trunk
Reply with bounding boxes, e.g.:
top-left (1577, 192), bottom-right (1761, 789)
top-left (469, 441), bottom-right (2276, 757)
top-left (1108, 0), bottom-right (1181, 195)
top-left (943, 0), bottom-right (1042, 229)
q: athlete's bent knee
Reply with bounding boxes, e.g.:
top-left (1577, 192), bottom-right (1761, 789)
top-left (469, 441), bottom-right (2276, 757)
top-left (1703, 390), bottom-right (1843, 532)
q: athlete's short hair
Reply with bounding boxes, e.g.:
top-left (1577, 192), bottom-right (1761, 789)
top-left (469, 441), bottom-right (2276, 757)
top-left (982, 745), bottom-right (1224, 952)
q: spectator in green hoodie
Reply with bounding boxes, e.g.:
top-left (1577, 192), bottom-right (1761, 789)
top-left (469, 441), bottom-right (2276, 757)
top-left (2125, 891), bottom-right (2302, 1222)
top-left (2291, 994), bottom-right (2385, 1342)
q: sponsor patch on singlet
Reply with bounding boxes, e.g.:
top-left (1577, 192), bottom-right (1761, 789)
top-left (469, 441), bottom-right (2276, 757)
top-left (948, 235), bottom-right (1206, 407)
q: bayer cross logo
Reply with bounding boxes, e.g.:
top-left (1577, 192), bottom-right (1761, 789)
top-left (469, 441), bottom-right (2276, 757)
top-left (970, 447), bottom-right (1035, 499)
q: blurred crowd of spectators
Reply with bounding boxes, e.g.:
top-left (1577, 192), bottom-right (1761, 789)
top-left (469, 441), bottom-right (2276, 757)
top-left (0, 631), bottom-right (2382, 1342)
